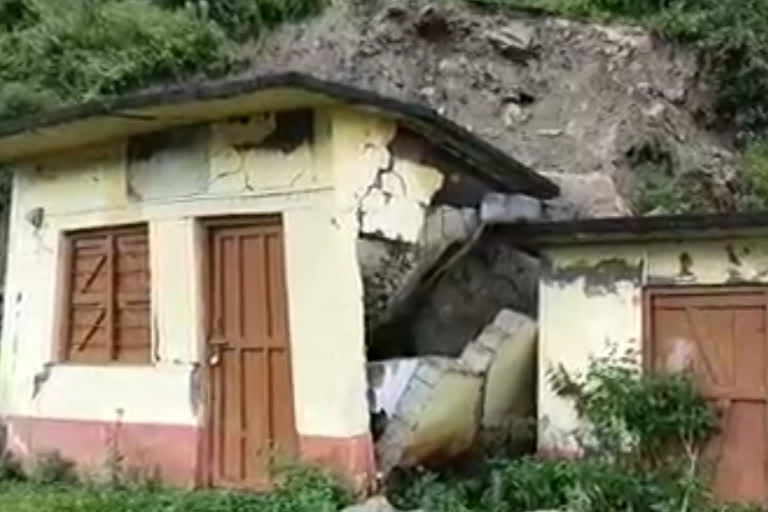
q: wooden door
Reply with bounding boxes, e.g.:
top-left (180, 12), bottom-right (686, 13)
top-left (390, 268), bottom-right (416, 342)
top-left (646, 287), bottom-right (768, 504)
top-left (206, 218), bottom-right (297, 489)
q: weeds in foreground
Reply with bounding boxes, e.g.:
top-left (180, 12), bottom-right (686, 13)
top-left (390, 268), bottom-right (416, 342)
top-left (0, 452), bottom-right (352, 512)
top-left (387, 349), bottom-right (753, 512)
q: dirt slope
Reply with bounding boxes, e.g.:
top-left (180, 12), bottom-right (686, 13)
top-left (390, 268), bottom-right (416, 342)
top-left (241, 0), bottom-right (740, 216)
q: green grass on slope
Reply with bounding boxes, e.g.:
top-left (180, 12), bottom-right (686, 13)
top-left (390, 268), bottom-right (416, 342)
top-left (0, 0), bottom-right (326, 121)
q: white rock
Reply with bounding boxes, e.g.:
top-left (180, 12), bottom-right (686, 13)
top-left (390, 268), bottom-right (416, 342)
top-left (480, 193), bottom-right (542, 223)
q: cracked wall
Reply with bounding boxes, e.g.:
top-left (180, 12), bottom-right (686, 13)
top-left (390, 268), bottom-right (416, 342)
top-left (1, 106), bottom-right (416, 473)
top-left (331, 109), bottom-right (446, 244)
top-left (538, 238), bottom-right (768, 456)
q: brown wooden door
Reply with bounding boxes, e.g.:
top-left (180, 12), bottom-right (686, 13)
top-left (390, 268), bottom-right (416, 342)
top-left (206, 218), bottom-right (297, 489)
top-left (647, 287), bottom-right (768, 504)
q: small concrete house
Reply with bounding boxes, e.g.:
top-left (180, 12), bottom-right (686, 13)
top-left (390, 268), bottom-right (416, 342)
top-left (502, 213), bottom-right (768, 504)
top-left (0, 72), bottom-right (558, 489)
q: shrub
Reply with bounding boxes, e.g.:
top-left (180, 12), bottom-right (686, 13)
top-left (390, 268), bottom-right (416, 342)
top-left (0, 0), bottom-right (228, 119)
top-left (548, 348), bottom-right (719, 469)
top-left (0, 0), bottom-right (326, 120)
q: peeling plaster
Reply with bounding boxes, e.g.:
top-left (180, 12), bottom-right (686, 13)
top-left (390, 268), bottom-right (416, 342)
top-left (679, 252), bottom-right (694, 277)
top-left (209, 111), bottom-right (317, 194)
top-left (255, 110), bottom-right (314, 153)
top-left (726, 244), bottom-right (742, 266)
top-left (189, 364), bottom-right (201, 416)
top-left (31, 362), bottom-right (53, 399)
top-left (544, 257), bottom-right (643, 296)
top-left (356, 144), bottom-right (445, 243)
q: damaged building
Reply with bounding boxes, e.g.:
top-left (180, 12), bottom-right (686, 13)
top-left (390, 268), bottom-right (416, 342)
top-left (0, 70), bottom-right (761, 504)
top-left (0, 72), bottom-right (560, 489)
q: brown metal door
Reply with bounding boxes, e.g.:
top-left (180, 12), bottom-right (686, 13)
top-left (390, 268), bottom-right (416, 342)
top-left (647, 287), bottom-right (768, 504)
top-left (207, 218), bottom-right (297, 489)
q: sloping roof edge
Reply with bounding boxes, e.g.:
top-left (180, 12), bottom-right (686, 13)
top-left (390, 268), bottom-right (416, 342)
top-left (492, 212), bottom-right (768, 247)
top-left (0, 71), bottom-right (558, 199)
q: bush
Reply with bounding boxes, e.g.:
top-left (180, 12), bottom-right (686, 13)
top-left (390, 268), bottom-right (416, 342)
top-left (0, 0), bottom-right (326, 120)
top-left (0, 0), bottom-right (228, 119)
top-left (548, 348), bottom-right (719, 468)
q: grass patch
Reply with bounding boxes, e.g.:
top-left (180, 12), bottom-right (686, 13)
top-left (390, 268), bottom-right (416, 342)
top-left (0, 462), bottom-right (352, 512)
top-left (469, 0), bottom-right (768, 142)
top-left (0, 0), bottom-right (326, 120)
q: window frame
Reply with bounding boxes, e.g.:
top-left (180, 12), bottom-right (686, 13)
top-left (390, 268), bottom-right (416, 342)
top-left (56, 223), bottom-right (152, 365)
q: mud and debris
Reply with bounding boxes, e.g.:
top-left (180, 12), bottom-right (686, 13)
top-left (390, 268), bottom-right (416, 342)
top-left (249, 0), bottom-right (739, 214)
top-left (368, 309), bottom-right (537, 475)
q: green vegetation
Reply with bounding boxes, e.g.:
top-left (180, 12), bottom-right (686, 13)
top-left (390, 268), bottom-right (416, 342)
top-left (386, 351), bottom-right (758, 512)
top-left (470, 0), bottom-right (768, 143)
top-left (740, 138), bottom-right (768, 209)
top-left (0, 458), bottom-right (352, 512)
top-left (628, 136), bottom-right (768, 214)
top-left (0, 0), bottom-right (325, 120)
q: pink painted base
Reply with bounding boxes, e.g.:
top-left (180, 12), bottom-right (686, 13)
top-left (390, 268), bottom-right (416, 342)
top-left (6, 416), bottom-right (375, 490)
top-left (6, 416), bottom-right (201, 486)
top-left (300, 433), bottom-right (376, 492)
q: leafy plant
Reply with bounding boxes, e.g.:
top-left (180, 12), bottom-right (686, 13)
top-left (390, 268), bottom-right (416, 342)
top-left (548, 347), bottom-right (719, 469)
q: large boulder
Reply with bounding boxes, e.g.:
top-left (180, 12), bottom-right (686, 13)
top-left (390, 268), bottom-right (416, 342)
top-left (410, 236), bottom-right (539, 357)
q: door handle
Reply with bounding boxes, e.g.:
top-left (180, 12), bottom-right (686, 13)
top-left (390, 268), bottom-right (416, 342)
top-left (208, 343), bottom-right (223, 367)
top-left (208, 316), bottom-right (226, 367)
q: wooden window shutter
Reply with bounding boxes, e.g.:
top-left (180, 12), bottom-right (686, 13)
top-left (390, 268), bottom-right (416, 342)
top-left (63, 225), bottom-right (151, 364)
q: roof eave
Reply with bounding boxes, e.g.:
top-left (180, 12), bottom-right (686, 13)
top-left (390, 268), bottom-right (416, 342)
top-left (0, 72), bottom-right (559, 199)
top-left (491, 212), bottom-right (768, 248)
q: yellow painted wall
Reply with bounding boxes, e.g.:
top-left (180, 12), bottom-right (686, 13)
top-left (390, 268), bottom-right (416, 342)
top-left (0, 105), bottom-right (453, 443)
top-left (538, 239), bottom-right (768, 454)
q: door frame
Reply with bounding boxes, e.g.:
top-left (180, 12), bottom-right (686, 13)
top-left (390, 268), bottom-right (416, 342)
top-left (197, 214), bottom-right (298, 488)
